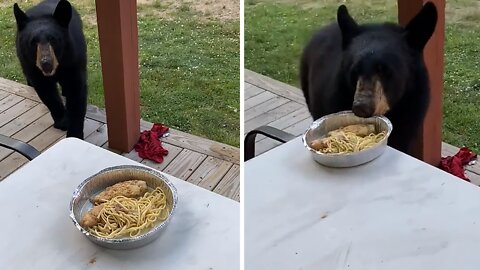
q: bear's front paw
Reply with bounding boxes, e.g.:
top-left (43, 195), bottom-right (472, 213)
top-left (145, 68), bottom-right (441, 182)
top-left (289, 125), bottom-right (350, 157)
top-left (53, 117), bottom-right (68, 131)
top-left (66, 130), bottom-right (84, 140)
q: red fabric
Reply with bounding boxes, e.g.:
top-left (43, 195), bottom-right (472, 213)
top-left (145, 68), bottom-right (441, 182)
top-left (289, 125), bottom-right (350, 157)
top-left (134, 124), bottom-right (169, 163)
top-left (439, 147), bottom-right (477, 182)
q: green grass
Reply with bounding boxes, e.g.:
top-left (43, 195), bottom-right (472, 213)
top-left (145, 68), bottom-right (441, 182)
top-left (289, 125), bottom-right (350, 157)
top-left (246, 0), bottom-right (480, 153)
top-left (0, 1), bottom-right (240, 147)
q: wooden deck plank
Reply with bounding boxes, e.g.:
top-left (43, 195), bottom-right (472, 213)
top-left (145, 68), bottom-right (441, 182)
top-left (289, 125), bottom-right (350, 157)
top-left (141, 120), bottom-right (239, 164)
top-left (11, 113), bottom-right (53, 142)
top-left (255, 117), bottom-right (313, 155)
top-left (0, 104), bottom-right (48, 136)
top-left (85, 124), bottom-right (109, 147)
top-left (283, 117), bottom-right (313, 136)
top-left (141, 143), bottom-right (183, 171)
top-left (267, 107), bottom-right (312, 131)
top-left (245, 69), bottom-right (305, 104)
top-left (29, 126), bottom-right (66, 151)
top-left (245, 91), bottom-right (276, 111)
top-left (0, 78), bottom-right (41, 102)
top-left (0, 77), bottom-right (239, 200)
top-left (245, 95), bottom-right (289, 122)
top-left (213, 164), bottom-right (240, 201)
top-left (163, 149), bottom-right (207, 180)
top-left (45, 118), bottom-right (107, 155)
top-left (1, 116), bottom-right (101, 161)
top-left (118, 147), bottom-right (144, 163)
top-left (83, 119), bottom-right (105, 139)
top-left (0, 126), bottom-right (65, 179)
top-left (465, 171), bottom-right (480, 186)
top-left (0, 118), bottom-right (109, 181)
top-left (0, 94), bottom-right (24, 113)
top-left (187, 157), bottom-right (233, 191)
top-left (245, 82), bottom-right (263, 99)
top-left (0, 113), bottom-right (54, 161)
top-left (86, 104), bottom-right (107, 123)
top-left (0, 90), bottom-right (10, 101)
top-left (254, 137), bottom-right (284, 156)
top-left (245, 101), bottom-right (304, 134)
top-left (0, 153), bottom-right (28, 180)
top-left (0, 99), bottom-right (38, 127)
top-left (253, 107), bottom-right (311, 144)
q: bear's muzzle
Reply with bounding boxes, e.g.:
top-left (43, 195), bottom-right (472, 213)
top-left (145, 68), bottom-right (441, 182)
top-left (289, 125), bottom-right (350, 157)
top-left (36, 43), bottom-right (59, 77)
top-left (353, 76), bottom-right (390, 117)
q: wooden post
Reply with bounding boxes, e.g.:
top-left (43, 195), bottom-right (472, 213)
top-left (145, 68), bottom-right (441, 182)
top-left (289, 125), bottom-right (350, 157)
top-left (398, 0), bottom-right (445, 166)
top-left (95, 0), bottom-right (140, 152)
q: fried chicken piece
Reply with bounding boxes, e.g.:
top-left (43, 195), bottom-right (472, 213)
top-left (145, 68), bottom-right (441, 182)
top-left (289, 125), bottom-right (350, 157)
top-left (311, 132), bottom-right (350, 151)
top-left (80, 203), bottom-right (128, 228)
top-left (90, 180), bottom-right (148, 204)
top-left (328, 124), bottom-right (376, 137)
top-left (81, 204), bottom-right (104, 228)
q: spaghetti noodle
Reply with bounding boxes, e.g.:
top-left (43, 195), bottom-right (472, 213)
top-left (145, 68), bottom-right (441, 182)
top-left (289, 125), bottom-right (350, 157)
top-left (310, 124), bottom-right (386, 154)
top-left (86, 187), bottom-right (169, 239)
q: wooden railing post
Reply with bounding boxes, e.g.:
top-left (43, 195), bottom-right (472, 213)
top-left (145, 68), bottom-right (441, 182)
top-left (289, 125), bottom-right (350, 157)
top-left (95, 0), bottom-right (140, 152)
top-left (398, 0), bottom-right (445, 166)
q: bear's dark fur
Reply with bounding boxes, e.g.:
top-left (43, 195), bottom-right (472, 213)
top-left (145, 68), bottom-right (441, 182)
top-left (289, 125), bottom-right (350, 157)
top-left (14, 0), bottom-right (87, 139)
top-left (300, 3), bottom-right (438, 154)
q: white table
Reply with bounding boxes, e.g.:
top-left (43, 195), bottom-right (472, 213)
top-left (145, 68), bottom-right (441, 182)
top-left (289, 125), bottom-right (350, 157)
top-left (0, 138), bottom-right (239, 270)
top-left (245, 137), bottom-right (480, 270)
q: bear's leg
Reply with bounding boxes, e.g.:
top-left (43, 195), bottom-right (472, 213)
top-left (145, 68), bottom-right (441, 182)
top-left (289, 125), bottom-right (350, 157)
top-left (388, 123), bottom-right (419, 156)
top-left (299, 57), bottom-right (310, 106)
top-left (60, 72), bottom-right (87, 139)
top-left (33, 81), bottom-right (67, 130)
top-left (388, 133), bottom-right (411, 154)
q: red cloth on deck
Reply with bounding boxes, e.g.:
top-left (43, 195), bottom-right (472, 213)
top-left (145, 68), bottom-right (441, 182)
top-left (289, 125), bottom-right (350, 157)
top-left (439, 147), bottom-right (477, 181)
top-left (134, 124), bottom-right (169, 163)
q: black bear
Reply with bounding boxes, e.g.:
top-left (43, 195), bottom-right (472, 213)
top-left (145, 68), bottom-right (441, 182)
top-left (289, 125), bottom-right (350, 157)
top-left (300, 3), bottom-right (437, 155)
top-left (13, 0), bottom-right (87, 139)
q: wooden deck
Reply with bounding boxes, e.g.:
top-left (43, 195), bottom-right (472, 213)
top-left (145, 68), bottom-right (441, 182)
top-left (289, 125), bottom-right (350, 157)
top-left (244, 69), bottom-right (480, 185)
top-left (0, 78), bottom-right (239, 201)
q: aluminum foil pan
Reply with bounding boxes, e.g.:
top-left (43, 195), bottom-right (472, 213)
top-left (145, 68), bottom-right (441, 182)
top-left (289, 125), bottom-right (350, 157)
top-left (302, 110), bottom-right (393, 168)
top-left (69, 165), bottom-right (178, 250)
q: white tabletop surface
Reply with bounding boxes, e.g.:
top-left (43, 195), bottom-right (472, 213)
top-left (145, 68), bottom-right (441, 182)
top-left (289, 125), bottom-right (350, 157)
top-left (0, 138), bottom-right (239, 270)
top-left (245, 137), bottom-right (480, 270)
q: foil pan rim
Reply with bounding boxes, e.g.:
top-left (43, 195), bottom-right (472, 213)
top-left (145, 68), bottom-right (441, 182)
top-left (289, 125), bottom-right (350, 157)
top-left (69, 165), bottom-right (178, 244)
top-left (301, 110), bottom-right (393, 157)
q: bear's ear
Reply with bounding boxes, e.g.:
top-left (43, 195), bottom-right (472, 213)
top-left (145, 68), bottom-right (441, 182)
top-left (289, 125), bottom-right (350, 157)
top-left (404, 2), bottom-right (438, 51)
top-left (337, 5), bottom-right (359, 49)
top-left (13, 3), bottom-right (28, 31)
top-left (53, 0), bottom-right (72, 28)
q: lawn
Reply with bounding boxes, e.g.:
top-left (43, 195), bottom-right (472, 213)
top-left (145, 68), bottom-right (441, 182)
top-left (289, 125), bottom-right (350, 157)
top-left (245, 0), bottom-right (480, 153)
top-left (0, 0), bottom-right (240, 147)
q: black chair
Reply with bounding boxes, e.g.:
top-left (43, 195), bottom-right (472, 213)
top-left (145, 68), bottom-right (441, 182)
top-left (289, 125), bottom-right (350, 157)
top-left (0, 134), bottom-right (40, 160)
top-left (244, 126), bottom-right (295, 161)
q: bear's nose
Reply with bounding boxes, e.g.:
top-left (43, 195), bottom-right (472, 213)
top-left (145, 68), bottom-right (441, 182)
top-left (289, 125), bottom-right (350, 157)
top-left (352, 101), bottom-right (374, 118)
top-left (40, 59), bottom-right (53, 74)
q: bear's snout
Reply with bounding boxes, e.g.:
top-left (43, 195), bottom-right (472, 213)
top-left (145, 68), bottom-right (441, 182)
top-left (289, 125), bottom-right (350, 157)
top-left (40, 59), bottom-right (54, 74)
top-left (36, 43), bottom-right (59, 76)
top-left (352, 100), bottom-right (374, 118)
top-left (353, 76), bottom-right (390, 117)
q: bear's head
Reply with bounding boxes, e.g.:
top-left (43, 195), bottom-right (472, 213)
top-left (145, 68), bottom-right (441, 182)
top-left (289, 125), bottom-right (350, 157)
top-left (337, 2), bottom-right (437, 118)
top-left (13, 0), bottom-right (73, 77)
